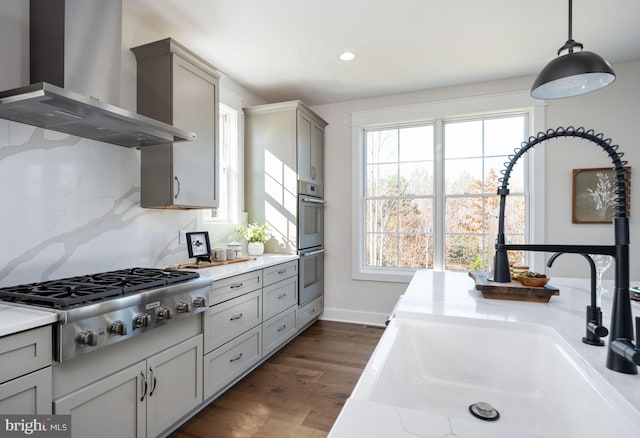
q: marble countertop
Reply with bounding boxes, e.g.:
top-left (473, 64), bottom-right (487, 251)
top-left (0, 303), bottom-right (58, 337)
top-left (182, 254), bottom-right (298, 281)
top-left (330, 270), bottom-right (640, 437)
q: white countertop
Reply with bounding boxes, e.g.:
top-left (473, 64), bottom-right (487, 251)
top-left (0, 303), bottom-right (57, 337)
top-left (183, 254), bottom-right (298, 281)
top-left (330, 270), bottom-right (640, 437)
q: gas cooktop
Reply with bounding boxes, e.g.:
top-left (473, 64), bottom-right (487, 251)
top-left (0, 267), bottom-right (199, 309)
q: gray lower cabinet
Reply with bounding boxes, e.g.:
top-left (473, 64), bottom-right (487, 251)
top-left (54, 335), bottom-right (202, 438)
top-left (0, 325), bottom-right (53, 414)
top-left (0, 367), bottom-right (52, 415)
top-left (296, 295), bottom-right (324, 330)
top-left (203, 326), bottom-right (262, 399)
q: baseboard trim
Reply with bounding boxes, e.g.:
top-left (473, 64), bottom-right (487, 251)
top-left (319, 307), bottom-right (388, 328)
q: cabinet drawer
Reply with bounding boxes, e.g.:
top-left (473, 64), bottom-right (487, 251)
top-left (0, 325), bottom-right (52, 383)
top-left (263, 276), bottom-right (298, 321)
top-left (296, 296), bottom-right (323, 330)
top-left (209, 271), bottom-right (262, 305)
top-left (263, 261), bottom-right (298, 287)
top-left (263, 307), bottom-right (296, 356)
top-left (203, 326), bottom-right (262, 399)
top-left (204, 290), bottom-right (262, 353)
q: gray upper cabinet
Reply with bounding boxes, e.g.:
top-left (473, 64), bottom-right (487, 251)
top-left (131, 38), bottom-right (223, 209)
top-left (245, 101), bottom-right (327, 186)
top-left (297, 107), bottom-right (326, 185)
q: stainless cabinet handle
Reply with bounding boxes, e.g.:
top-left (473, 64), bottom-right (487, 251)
top-left (174, 176), bottom-right (181, 199)
top-left (277, 293), bottom-right (287, 299)
top-left (301, 197), bottom-right (326, 204)
top-left (230, 313), bottom-right (243, 321)
top-left (301, 249), bottom-right (326, 257)
top-left (311, 166), bottom-right (317, 180)
top-left (230, 282), bottom-right (243, 289)
top-left (140, 371), bottom-right (147, 402)
top-left (277, 270), bottom-right (286, 275)
top-left (277, 324), bottom-right (287, 332)
top-left (229, 353), bottom-right (243, 363)
top-left (149, 367), bottom-right (157, 396)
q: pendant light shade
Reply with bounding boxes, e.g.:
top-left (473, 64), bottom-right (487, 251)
top-left (531, 0), bottom-right (615, 99)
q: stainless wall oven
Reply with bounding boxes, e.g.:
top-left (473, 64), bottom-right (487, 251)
top-left (298, 181), bottom-right (325, 306)
top-left (298, 191), bottom-right (325, 250)
top-left (299, 247), bottom-right (325, 306)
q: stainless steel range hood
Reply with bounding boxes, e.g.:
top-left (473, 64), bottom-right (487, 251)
top-left (0, 83), bottom-right (195, 147)
top-left (0, 0), bottom-right (195, 148)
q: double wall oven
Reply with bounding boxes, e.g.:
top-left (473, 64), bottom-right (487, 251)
top-left (298, 181), bottom-right (325, 306)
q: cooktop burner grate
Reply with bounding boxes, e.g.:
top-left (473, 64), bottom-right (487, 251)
top-left (0, 267), bottom-right (199, 309)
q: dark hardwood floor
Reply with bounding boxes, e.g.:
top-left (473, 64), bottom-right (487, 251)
top-left (170, 320), bottom-right (385, 438)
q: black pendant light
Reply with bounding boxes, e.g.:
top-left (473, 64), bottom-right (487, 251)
top-left (531, 0), bottom-right (615, 99)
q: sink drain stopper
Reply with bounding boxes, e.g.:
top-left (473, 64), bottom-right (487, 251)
top-left (469, 402), bottom-right (500, 421)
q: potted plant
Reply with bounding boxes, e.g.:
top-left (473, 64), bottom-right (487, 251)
top-left (235, 223), bottom-right (271, 256)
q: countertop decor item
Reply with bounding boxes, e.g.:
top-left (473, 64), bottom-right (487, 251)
top-left (530, 0), bottom-right (615, 99)
top-left (186, 231), bottom-right (212, 263)
top-left (515, 274), bottom-right (550, 288)
top-left (469, 271), bottom-right (559, 302)
top-left (236, 223), bottom-right (271, 256)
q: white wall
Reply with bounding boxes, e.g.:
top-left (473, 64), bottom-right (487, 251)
top-left (312, 60), bottom-right (640, 325)
top-left (0, 0), bottom-right (265, 286)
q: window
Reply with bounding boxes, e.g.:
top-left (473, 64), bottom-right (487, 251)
top-left (353, 92), bottom-right (544, 282)
top-left (443, 116), bottom-right (527, 271)
top-left (204, 103), bottom-right (238, 223)
top-left (364, 124), bottom-right (435, 269)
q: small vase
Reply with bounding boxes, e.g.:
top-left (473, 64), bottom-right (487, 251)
top-left (247, 242), bottom-right (264, 256)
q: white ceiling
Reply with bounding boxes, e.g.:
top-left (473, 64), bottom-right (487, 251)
top-left (126, 0), bottom-right (640, 106)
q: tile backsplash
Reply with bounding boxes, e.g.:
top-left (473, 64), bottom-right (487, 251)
top-left (0, 121), bottom-right (199, 286)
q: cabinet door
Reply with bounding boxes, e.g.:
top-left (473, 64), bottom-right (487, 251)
top-left (297, 110), bottom-right (313, 183)
top-left (172, 54), bottom-right (219, 208)
top-left (54, 361), bottom-right (146, 438)
top-left (310, 121), bottom-right (324, 184)
top-left (146, 335), bottom-right (203, 438)
top-left (0, 367), bottom-right (52, 414)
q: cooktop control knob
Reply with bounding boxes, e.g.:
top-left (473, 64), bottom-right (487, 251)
top-left (77, 330), bottom-right (99, 347)
top-left (156, 306), bottom-right (173, 320)
top-left (193, 296), bottom-right (207, 308)
top-left (176, 301), bottom-right (191, 313)
top-left (109, 320), bottom-right (128, 336)
top-left (133, 313), bottom-right (152, 329)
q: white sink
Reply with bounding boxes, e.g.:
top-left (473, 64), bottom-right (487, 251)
top-left (332, 314), bottom-right (640, 437)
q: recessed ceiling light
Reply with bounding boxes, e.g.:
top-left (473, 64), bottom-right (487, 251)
top-left (339, 52), bottom-right (355, 61)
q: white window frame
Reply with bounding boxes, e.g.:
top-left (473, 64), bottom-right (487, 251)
top-left (203, 102), bottom-right (241, 225)
top-left (351, 91), bottom-right (545, 283)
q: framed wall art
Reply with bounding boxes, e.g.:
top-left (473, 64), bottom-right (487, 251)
top-left (572, 167), bottom-right (631, 224)
top-left (186, 231), bottom-right (212, 262)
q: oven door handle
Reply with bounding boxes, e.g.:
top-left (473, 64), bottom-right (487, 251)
top-left (301, 197), bottom-right (327, 205)
top-left (301, 249), bottom-right (326, 257)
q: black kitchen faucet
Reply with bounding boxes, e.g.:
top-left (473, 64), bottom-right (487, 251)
top-left (492, 126), bottom-right (640, 374)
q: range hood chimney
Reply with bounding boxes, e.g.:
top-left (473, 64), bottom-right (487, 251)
top-left (0, 0), bottom-right (195, 148)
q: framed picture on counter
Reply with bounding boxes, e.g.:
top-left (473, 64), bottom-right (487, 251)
top-left (186, 231), bottom-right (212, 262)
top-left (572, 167), bottom-right (631, 224)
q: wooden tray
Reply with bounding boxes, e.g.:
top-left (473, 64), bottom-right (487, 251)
top-left (169, 256), bottom-right (256, 269)
top-left (468, 270), bottom-right (559, 303)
